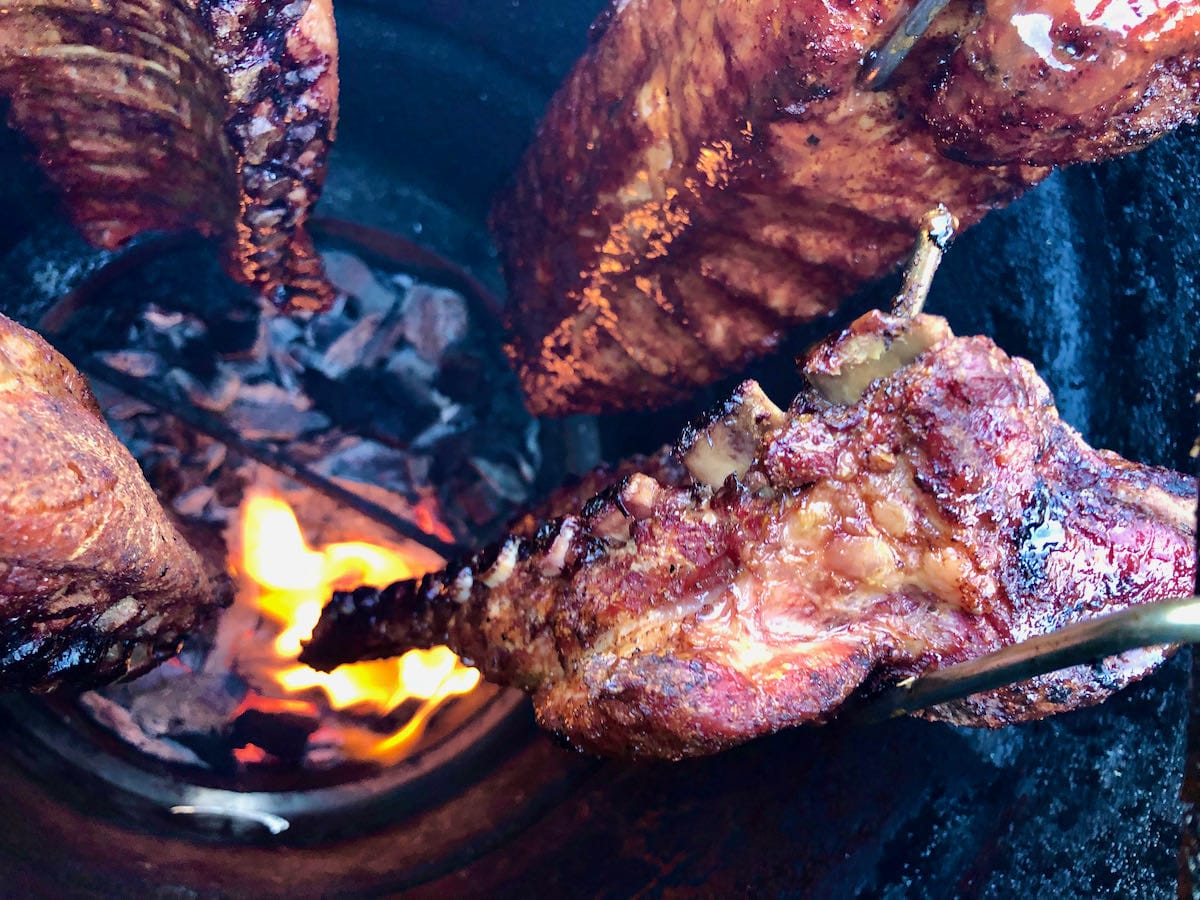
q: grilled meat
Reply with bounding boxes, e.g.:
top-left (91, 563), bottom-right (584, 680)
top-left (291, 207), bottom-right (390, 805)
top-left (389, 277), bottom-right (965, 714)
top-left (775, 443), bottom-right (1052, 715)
top-left (0, 0), bottom-right (339, 312)
top-left (303, 307), bottom-right (1197, 759)
top-left (0, 314), bottom-right (231, 691)
top-left (493, 0), bottom-right (1200, 415)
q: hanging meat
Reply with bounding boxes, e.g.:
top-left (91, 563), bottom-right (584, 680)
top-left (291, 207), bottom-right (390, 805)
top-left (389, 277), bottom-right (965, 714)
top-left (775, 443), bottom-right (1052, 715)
top-left (493, 0), bottom-right (1200, 415)
top-left (303, 278), bottom-right (1197, 759)
top-left (0, 314), bottom-right (231, 691)
top-left (0, 0), bottom-right (339, 312)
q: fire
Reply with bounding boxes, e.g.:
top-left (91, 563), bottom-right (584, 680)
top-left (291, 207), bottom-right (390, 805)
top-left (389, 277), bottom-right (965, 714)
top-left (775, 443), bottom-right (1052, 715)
top-left (235, 492), bottom-right (480, 763)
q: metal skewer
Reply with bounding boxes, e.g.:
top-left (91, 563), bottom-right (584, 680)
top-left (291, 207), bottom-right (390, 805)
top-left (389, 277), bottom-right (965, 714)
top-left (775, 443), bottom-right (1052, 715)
top-left (859, 0), bottom-right (953, 91)
top-left (848, 595), bottom-right (1200, 723)
top-left (75, 352), bottom-right (462, 560)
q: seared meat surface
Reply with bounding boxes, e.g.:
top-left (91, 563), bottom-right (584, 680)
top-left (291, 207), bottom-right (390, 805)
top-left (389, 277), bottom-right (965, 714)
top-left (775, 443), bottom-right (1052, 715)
top-left (494, 0), bottom-right (1200, 415)
top-left (303, 309), bottom-right (1197, 759)
top-left (0, 0), bottom-right (339, 311)
top-left (0, 315), bottom-right (230, 691)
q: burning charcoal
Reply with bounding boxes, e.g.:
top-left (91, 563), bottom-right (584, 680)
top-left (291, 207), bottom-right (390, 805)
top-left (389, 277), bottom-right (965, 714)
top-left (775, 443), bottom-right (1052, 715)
top-left (469, 457), bottom-right (528, 504)
top-left (95, 349), bottom-right (163, 378)
top-left (208, 308), bottom-right (261, 358)
top-left (230, 707), bottom-right (320, 766)
top-left (401, 284), bottom-right (468, 365)
top-left (318, 311), bottom-right (386, 378)
top-left (69, 231), bottom-right (554, 772)
top-left (321, 249), bottom-right (397, 315)
top-left (128, 674), bottom-right (245, 740)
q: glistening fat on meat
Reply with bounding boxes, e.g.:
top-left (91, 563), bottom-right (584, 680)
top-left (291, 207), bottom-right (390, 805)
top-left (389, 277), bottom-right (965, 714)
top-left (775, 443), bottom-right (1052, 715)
top-left (0, 0), bottom-right (339, 312)
top-left (493, 0), bottom-right (1200, 415)
top-left (0, 314), bottom-right (231, 691)
top-left (302, 306), bottom-right (1197, 759)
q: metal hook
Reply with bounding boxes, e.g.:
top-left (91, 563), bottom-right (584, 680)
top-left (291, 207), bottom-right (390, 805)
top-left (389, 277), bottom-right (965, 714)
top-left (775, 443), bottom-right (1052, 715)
top-left (859, 0), bottom-right (954, 91)
top-left (846, 594), bottom-right (1200, 723)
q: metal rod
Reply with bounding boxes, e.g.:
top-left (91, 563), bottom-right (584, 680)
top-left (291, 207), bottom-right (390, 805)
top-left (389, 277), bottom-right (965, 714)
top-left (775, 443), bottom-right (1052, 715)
top-left (847, 595), bottom-right (1200, 723)
top-left (892, 204), bottom-right (957, 319)
top-left (78, 353), bottom-right (462, 560)
top-left (859, 0), bottom-right (953, 91)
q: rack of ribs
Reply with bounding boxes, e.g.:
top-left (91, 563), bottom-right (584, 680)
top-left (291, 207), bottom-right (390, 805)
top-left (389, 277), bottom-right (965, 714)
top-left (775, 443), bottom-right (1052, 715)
top-left (0, 313), bottom-right (231, 691)
top-left (493, 0), bottom-right (1200, 415)
top-left (303, 304), bottom-right (1197, 759)
top-left (0, 0), bottom-right (339, 312)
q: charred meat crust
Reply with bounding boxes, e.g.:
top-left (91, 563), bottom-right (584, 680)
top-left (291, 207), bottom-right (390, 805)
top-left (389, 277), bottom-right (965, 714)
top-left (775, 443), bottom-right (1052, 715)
top-left (493, 0), bottom-right (1200, 415)
top-left (0, 314), bottom-right (231, 691)
top-left (0, 0), bottom-right (339, 312)
top-left (303, 312), bottom-right (1196, 759)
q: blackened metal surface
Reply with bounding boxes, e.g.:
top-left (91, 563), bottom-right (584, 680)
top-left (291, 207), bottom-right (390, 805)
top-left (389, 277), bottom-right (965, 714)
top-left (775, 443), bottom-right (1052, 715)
top-left (415, 668), bottom-right (1187, 898)
top-left (0, 0), bottom-right (1195, 895)
top-left (0, 667), bottom-right (1185, 895)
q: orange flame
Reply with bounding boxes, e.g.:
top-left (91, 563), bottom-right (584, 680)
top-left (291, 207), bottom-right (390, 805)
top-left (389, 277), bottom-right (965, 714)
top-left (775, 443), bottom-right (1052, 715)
top-left (236, 492), bottom-right (480, 763)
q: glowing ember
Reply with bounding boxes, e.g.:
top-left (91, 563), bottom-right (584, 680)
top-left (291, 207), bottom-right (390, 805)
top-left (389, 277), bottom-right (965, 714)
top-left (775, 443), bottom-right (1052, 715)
top-left (233, 492), bottom-right (480, 763)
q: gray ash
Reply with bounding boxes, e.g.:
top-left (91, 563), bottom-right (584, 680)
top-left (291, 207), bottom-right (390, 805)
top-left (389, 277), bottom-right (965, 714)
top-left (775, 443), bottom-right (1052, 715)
top-left (80, 229), bottom-right (545, 543)
top-left (56, 225), bottom-right (554, 776)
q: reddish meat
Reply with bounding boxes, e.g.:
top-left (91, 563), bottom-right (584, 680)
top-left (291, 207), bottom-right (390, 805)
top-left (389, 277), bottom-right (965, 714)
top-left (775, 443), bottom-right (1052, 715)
top-left (303, 309), bottom-right (1197, 759)
top-left (0, 313), bottom-right (231, 691)
top-left (0, 0), bottom-right (339, 311)
top-left (493, 0), bottom-right (1200, 414)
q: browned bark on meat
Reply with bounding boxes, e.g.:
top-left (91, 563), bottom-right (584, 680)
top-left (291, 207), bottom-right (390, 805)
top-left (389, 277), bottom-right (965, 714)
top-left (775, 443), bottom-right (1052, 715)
top-left (0, 0), bottom-right (339, 312)
top-left (0, 314), bottom-right (231, 690)
top-left (304, 310), bottom-right (1197, 759)
top-left (493, 0), bottom-right (1200, 415)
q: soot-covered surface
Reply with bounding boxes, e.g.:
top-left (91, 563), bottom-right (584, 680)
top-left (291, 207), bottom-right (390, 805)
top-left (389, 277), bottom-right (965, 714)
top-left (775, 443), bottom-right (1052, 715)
top-left (0, 0), bottom-right (1195, 894)
top-left (417, 670), bottom-right (1187, 898)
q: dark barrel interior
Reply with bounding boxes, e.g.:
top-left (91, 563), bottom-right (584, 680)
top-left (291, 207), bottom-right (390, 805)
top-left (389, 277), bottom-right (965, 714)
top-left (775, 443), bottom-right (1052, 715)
top-left (0, 1), bottom-right (1196, 893)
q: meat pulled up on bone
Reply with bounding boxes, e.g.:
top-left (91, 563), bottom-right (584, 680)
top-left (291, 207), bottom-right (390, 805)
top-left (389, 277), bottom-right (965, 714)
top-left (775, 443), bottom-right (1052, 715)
top-left (302, 307), bottom-right (1197, 759)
